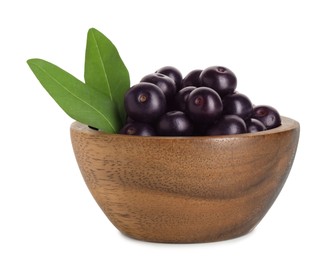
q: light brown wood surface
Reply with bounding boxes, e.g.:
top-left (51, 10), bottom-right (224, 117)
top-left (70, 117), bottom-right (300, 243)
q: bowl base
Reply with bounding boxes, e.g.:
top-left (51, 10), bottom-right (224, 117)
top-left (118, 227), bottom-right (256, 244)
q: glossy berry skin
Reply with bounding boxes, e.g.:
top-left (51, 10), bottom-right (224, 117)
top-left (187, 87), bottom-right (223, 124)
top-left (157, 111), bottom-right (193, 136)
top-left (181, 69), bottom-right (202, 88)
top-left (175, 86), bottom-right (196, 113)
top-left (200, 66), bottom-right (237, 97)
top-left (206, 115), bottom-right (247, 136)
top-left (246, 118), bottom-right (267, 133)
top-left (124, 82), bottom-right (166, 123)
top-left (223, 93), bottom-right (253, 119)
top-left (252, 105), bottom-right (281, 129)
top-left (119, 122), bottom-right (155, 136)
top-left (155, 66), bottom-right (183, 91)
top-left (141, 73), bottom-right (177, 101)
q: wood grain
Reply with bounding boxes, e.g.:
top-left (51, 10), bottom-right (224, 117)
top-left (70, 117), bottom-right (300, 243)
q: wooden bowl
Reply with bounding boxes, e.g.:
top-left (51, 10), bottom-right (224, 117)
top-left (70, 116), bottom-right (300, 243)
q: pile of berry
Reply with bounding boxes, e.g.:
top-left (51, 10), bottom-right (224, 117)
top-left (120, 66), bottom-right (281, 136)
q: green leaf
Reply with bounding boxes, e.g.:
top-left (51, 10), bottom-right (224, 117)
top-left (84, 28), bottom-right (130, 123)
top-left (27, 58), bottom-right (121, 133)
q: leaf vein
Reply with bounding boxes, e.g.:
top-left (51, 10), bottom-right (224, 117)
top-left (91, 31), bottom-right (113, 100)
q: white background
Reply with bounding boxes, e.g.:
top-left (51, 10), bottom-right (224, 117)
top-left (1, 0), bottom-right (327, 259)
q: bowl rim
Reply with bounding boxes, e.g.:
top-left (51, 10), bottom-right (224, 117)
top-left (71, 116), bottom-right (299, 140)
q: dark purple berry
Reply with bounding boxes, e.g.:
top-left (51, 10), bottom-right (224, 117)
top-left (125, 117), bottom-right (135, 123)
top-left (187, 87), bottom-right (223, 124)
top-left (124, 82), bottom-right (166, 123)
top-left (206, 115), bottom-right (246, 135)
top-left (155, 66), bottom-right (183, 91)
top-left (181, 69), bottom-right (202, 88)
top-left (175, 86), bottom-right (197, 113)
top-left (245, 118), bottom-right (267, 133)
top-left (141, 73), bottom-right (177, 101)
top-left (157, 111), bottom-right (193, 136)
top-left (193, 123), bottom-right (211, 136)
top-left (119, 122), bottom-right (155, 136)
top-left (223, 93), bottom-right (253, 119)
top-left (252, 105), bottom-right (281, 129)
top-left (200, 66), bottom-right (237, 96)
